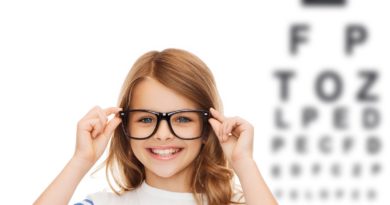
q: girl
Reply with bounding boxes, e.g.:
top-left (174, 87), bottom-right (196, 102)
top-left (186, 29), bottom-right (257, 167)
top-left (34, 48), bottom-right (277, 205)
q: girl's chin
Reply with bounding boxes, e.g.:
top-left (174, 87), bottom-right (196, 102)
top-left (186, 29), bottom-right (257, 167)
top-left (145, 161), bottom-right (194, 179)
top-left (147, 166), bottom-right (181, 179)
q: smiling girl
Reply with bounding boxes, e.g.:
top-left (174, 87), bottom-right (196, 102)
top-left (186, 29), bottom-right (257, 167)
top-left (34, 48), bottom-right (277, 205)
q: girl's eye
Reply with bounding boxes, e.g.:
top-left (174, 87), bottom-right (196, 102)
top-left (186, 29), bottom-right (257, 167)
top-left (139, 117), bottom-right (154, 123)
top-left (176, 116), bottom-right (191, 123)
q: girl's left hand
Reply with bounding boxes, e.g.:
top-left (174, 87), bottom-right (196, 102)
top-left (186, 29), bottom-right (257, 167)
top-left (208, 108), bottom-right (254, 167)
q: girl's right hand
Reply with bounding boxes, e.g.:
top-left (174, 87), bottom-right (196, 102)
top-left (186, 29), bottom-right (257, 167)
top-left (73, 106), bottom-right (122, 166)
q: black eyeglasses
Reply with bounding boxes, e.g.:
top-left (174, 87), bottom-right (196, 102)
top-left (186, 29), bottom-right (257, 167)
top-left (119, 109), bottom-right (210, 140)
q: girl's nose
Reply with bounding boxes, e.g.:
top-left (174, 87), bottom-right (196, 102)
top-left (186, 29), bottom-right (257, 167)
top-left (153, 120), bottom-right (174, 141)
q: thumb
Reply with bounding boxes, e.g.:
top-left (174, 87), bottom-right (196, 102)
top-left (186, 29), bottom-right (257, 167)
top-left (208, 118), bottom-right (222, 142)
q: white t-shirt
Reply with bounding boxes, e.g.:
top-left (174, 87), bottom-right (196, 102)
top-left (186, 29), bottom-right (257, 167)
top-left (74, 181), bottom-right (244, 205)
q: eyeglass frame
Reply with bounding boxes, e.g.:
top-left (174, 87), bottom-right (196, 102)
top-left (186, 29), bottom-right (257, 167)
top-left (119, 109), bottom-right (210, 140)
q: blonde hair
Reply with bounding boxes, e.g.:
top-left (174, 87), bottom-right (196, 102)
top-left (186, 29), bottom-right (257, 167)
top-left (105, 48), bottom-right (243, 205)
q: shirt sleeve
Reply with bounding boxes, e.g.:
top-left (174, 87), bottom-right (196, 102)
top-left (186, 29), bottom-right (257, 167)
top-left (232, 183), bottom-right (246, 203)
top-left (73, 198), bottom-right (94, 205)
top-left (77, 191), bottom-right (115, 205)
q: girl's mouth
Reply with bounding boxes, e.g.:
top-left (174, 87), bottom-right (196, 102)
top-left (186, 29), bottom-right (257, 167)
top-left (147, 148), bottom-right (184, 160)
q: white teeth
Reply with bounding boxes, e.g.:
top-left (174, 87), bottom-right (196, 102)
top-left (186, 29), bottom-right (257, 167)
top-left (150, 148), bottom-right (180, 156)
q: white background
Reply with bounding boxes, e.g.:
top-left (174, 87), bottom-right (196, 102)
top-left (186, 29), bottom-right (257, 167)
top-left (0, 0), bottom-right (389, 204)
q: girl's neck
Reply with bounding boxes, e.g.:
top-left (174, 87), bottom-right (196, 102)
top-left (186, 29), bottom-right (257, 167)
top-left (144, 168), bottom-right (193, 193)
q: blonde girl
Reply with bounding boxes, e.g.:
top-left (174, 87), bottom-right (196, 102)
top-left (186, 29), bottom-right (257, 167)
top-left (34, 48), bottom-right (277, 205)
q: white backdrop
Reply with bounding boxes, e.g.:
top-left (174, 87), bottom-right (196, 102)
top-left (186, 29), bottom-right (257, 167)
top-left (0, 0), bottom-right (389, 204)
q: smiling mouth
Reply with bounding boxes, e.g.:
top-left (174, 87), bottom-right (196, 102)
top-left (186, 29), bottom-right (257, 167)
top-left (147, 148), bottom-right (183, 158)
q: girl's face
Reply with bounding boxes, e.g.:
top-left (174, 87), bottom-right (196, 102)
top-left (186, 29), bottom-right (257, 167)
top-left (129, 78), bottom-right (203, 190)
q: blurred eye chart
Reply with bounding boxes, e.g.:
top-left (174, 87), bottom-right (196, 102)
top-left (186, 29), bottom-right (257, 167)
top-left (266, 1), bottom-right (389, 205)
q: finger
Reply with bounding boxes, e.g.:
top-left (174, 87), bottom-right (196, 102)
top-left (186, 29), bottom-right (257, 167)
top-left (224, 119), bottom-right (237, 136)
top-left (224, 117), bottom-right (250, 142)
top-left (222, 120), bottom-right (228, 141)
top-left (231, 117), bottom-right (251, 135)
top-left (104, 107), bottom-right (123, 116)
top-left (78, 117), bottom-right (98, 132)
top-left (209, 108), bottom-right (225, 123)
top-left (208, 118), bottom-right (223, 142)
top-left (83, 106), bottom-right (103, 119)
top-left (209, 108), bottom-right (228, 140)
top-left (231, 118), bottom-right (255, 144)
top-left (97, 109), bottom-right (108, 127)
top-left (89, 118), bottom-right (103, 138)
top-left (101, 116), bottom-right (122, 143)
top-left (222, 118), bottom-right (234, 141)
top-left (83, 106), bottom-right (121, 121)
